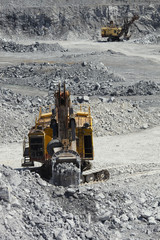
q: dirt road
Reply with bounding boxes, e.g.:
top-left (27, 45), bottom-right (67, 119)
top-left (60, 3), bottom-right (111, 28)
top-left (94, 126), bottom-right (160, 169)
top-left (1, 126), bottom-right (160, 173)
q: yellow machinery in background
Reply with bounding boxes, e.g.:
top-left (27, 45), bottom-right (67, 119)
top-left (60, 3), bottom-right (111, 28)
top-left (22, 83), bottom-right (109, 186)
top-left (101, 15), bottom-right (139, 41)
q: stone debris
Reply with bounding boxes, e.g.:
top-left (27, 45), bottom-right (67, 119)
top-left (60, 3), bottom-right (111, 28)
top-left (91, 98), bottom-right (160, 137)
top-left (1, 84), bottom-right (160, 143)
top-left (112, 81), bottom-right (160, 97)
top-left (0, 61), bottom-right (125, 95)
top-left (0, 39), bottom-right (67, 53)
top-left (0, 1), bottom-right (160, 239)
top-left (133, 34), bottom-right (160, 44)
top-left (0, 58), bottom-right (160, 144)
top-left (0, 164), bottom-right (160, 240)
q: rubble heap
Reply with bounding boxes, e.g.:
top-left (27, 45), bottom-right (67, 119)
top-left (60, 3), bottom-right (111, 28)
top-left (0, 40), bottom-right (66, 53)
top-left (0, 164), bottom-right (160, 240)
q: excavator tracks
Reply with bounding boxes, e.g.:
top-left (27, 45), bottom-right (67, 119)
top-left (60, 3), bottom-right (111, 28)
top-left (49, 149), bottom-right (110, 186)
top-left (26, 162), bottom-right (110, 186)
top-left (82, 169), bottom-right (110, 183)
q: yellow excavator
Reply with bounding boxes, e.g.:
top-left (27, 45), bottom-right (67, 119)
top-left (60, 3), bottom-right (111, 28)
top-left (101, 14), bottom-right (139, 41)
top-left (22, 83), bottom-right (109, 186)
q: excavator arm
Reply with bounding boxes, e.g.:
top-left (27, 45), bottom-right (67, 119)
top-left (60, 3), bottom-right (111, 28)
top-left (47, 83), bottom-right (81, 186)
top-left (119, 14), bottom-right (139, 39)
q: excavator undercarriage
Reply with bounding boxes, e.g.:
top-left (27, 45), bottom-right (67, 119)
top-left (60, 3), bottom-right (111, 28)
top-left (22, 83), bottom-right (109, 186)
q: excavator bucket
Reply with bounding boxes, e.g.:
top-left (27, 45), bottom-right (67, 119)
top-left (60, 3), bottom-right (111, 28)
top-left (50, 150), bottom-right (81, 187)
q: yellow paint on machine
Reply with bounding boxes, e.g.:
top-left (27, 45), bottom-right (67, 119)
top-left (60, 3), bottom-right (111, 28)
top-left (27, 104), bottom-right (93, 164)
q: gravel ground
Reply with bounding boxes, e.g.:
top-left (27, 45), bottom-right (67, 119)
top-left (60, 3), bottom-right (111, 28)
top-left (0, 39), bottom-right (160, 238)
top-left (0, 159), bottom-right (160, 240)
top-left (0, 1), bottom-right (160, 239)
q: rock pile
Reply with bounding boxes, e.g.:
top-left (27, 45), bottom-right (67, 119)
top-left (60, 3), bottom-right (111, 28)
top-left (0, 164), bottom-right (160, 240)
top-left (0, 39), bottom-right (66, 53)
top-left (91, 98), bottom-right (160, 137)
top-left (111, 81), bottom-right (160, 97)
top-left (0, 103), bottom-right (35, 144)
top-left (49, 62), bottom-right (124, 96)
top-left (133, 34), bottom-right (160, 44)
top-left (1, 85), bottom-right (160, 143)
top-left (0, 87), bottom-right (48, 111)
top-left (0, 61), bottom-right (125, 95)
top-left (1, 63), bottom-right (160, 98)
top-left (0, 87), bottom-right (49, 143)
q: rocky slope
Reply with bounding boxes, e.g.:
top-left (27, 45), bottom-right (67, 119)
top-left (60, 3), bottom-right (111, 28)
top-left (0, 1), bottom-right (160, 40)
top-left (0, 164), bottom-right (160, 240)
